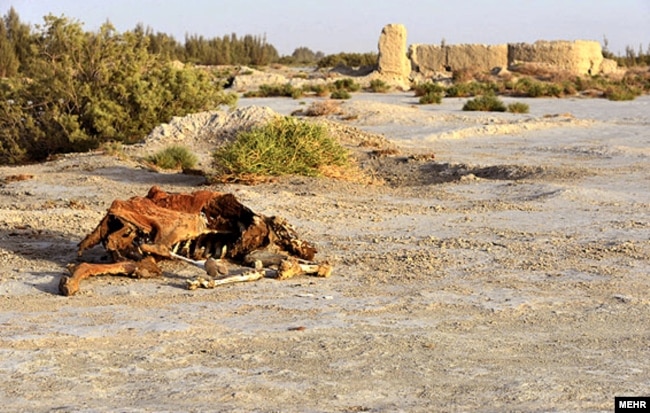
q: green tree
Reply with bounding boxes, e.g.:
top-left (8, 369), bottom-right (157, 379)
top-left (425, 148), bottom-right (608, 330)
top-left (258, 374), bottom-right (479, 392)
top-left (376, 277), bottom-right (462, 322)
top-left (0, 15), bottom-right (236, 164)
top-left (291, 47), bottom-right (318, 64)
top-left (0, 18), bottom-right (19, 77)
top-left (4, 7), bottom-right (32, 69)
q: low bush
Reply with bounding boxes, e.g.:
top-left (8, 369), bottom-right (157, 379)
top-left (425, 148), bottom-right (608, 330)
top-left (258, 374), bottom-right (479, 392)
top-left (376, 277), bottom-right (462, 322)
top-left (368, 79), bottom-right (390, 93)
top-left (419, 92), bottom-right (443, 104)
top-left (331, 89), bottom-right (351, 100)
top-left (243, 83), bottom-right (303, 99)
top-left (301, 100), bottom-right (342, 117)
top-left (604, 85), bottom-right (641, 101)
top-left (507, 102), bottom-right (530, 113)
top-left (413, 82), bottom-right (445, 97)
top-left (213, 116), bottom-right (350, 178)
top-left (445, 81), bottom-right (498, 97)
top-left (462, 95), bottom-right (506, 112)
top-left (445, 83), bottom-right (472, 98)
top-left (333, 78), bottom-right (361, 92)
top-left (515, 78), bottom-right (547, 97)
top-left (414, 82), bottom-right (444, 104)
top-left (544, 83), bottom-right (564, 97)
top-left (304, 84), bottom-right (331, 97)
top-left (100, 141), bottom-right (126, 158)
top-left (145, 145), bottom-right (198, 170)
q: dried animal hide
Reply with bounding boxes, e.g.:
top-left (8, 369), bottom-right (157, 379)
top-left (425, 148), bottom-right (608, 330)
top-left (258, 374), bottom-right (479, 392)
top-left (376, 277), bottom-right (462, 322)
top-left (60, 186), bottom-right (329, 296)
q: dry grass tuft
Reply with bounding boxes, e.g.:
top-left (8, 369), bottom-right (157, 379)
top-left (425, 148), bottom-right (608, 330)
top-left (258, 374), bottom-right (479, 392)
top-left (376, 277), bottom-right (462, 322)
top-left (303, 100), bottom-right (344, 117)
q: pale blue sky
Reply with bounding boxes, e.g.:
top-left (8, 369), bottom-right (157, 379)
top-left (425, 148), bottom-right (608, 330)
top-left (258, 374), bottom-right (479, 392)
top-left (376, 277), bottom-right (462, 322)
top-left (5, 0), bottom-right (650, 56)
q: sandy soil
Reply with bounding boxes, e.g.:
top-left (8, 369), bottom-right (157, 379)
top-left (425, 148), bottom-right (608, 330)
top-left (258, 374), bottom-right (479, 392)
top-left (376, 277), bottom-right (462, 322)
top-left (0, 93), bottom-right (649, 412)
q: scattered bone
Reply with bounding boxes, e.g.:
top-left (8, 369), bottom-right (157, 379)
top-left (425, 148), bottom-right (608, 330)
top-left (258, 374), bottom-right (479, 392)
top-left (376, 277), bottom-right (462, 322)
top-left (277, 257), bottom-right (333, 280)
top-left (186, 269), bottom-right (264, 290)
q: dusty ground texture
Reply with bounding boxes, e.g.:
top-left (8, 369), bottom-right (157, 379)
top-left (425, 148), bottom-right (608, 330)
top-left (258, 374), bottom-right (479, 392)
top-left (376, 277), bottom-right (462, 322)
top-left (0, 93), bottom-right (649, 412)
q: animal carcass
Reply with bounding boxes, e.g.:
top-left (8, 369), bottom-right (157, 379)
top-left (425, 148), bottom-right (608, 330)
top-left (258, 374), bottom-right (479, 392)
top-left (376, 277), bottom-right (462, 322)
top-left (60, 186), bottom-right (331, 295)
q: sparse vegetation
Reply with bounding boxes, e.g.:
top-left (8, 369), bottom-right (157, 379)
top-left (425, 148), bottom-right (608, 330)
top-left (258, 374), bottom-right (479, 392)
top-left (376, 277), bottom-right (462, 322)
top-left (145, 145), bottom-right (198, 170)
top-left (413, 82), bottom-right (445, 97)
top-left (368, 79), bottom-right (390, 93)
top-left (333, 78), bottom-right (361, 92)
top-left (507, 102), bottom-right (530, 113)
top-left (100, 141), bottom-right (126, 158)
top-left (446, 82), bottom-right (481, 97)
top-left (243, 83), bottom-right (303, 99)
top-left (603, 85), bottom-right (641, 101)
top-left (414, 82), bottom-right (445, 104)
top-left (304, 84), bottom-right (331, 97)
top-left (299, 100), bottom-right (342, 117)
top-left (212, 116), bottom-right (350, 179)
top-left (330, 89), bottom-right (352, 100)
top-left (316, 52), bottom-right (378, 69)
top-left (419, 91), bottom-right (443, 104)
top-left (462, 95), bottom-right (507, 112)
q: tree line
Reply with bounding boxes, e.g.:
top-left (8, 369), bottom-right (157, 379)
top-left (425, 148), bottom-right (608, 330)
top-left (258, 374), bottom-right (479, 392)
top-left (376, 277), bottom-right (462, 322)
top-left (0, 8), bottom-right (240, 164)
top-left (0, 8), bottom-right (380, 165)
top-left (0, 7), bottom-right (342, 74)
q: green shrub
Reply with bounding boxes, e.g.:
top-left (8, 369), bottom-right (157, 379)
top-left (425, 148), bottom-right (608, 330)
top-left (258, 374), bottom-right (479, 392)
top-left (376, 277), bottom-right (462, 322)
top-left (604, 85), bottom-right (640, 101)
top-left (243, 83), bottom-right (301, 98)
top-left (368, 79), bottom-right (390, 93)
top-left (561, 81), bottom-right (578, 96)
top-left (333, 78), bottom-right (360, 92)
top-left (316, 52), bottom-right (378, 68)
top-left (0, 16), bottom-right (237, 165)
top-left (445, 81), bottom-right (497, 98)
top-left (419, 91), bottom-right (443, 104)
top-left (515, 78), bottom-right (547, 97)
top-left (330, 89), bottom-right (351, 99)
top-left (213, 116), bottom-right (349, 178)
top-left (445, 83), bottom-right (472, 97)
top-left (145, 145), bottom-right (198, 170)
top-left (545, 83), bottom-right (564, 97)
top-left (304, 84), bottom-right (331, 97)
top-left (290, 88), bottom-right (304, 99)
top-left (507, 102), bottom-right (530, 113)
top-left (100, 141), bottom-right (126, 157)
top-left (413, 82), bottom-right (445, 97)
top-left (462, 95), bottom-right (507, 112)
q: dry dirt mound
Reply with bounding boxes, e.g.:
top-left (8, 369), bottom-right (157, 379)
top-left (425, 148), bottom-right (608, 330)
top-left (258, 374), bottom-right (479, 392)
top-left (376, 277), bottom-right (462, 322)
top-left (123, 103), bottom-right (580, 187)
top-left (126, 105), bottom-right (397, 172)
top-left (126, 106), bottom-right (279, 167)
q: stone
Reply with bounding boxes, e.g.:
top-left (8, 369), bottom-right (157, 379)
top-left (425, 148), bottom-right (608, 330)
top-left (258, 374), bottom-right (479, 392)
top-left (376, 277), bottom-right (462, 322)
top-left (377, 24), bottom-right (411, 79)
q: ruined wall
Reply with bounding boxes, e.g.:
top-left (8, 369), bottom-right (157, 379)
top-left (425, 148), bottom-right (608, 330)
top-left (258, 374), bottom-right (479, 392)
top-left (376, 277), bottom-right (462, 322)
top-left (373, 24), bottom-right (610, 89)
top-left (447, 44), bottom-right (508, 73)
top-left (507, 40), bottom-right (604, 75)
top-left (374, 23), bottom-right (412, 89)
top-left (408, 44), bottom-right (508, 75)
top-left (408, 44), bottom-right (446, 75)
top-left (377, 24), bottom-right (411, 78)
top-left (409, 39), bottom-right (606, 77)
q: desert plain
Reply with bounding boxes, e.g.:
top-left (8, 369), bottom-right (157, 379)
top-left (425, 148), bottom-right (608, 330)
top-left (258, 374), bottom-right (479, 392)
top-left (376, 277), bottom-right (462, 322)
top-left (0, 92), bottom-right (649, 412)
